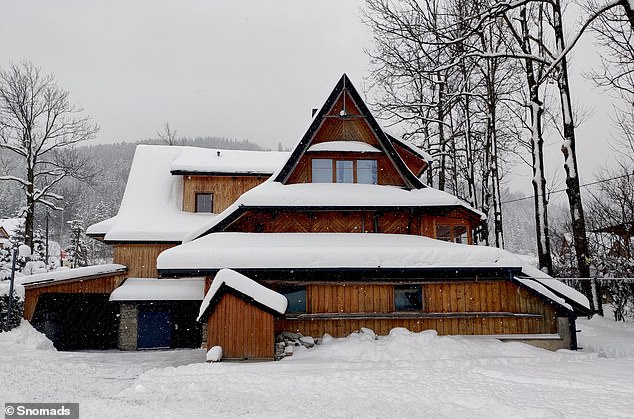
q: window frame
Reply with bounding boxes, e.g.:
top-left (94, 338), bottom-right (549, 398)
top-left (393, 284), bottom-right (423, 312)
top-left (310, 157), bottom-right (379, 184)
top-left (277, 285), bottom-right (307, 314)
top-left (195, 192), bottom-right (214, 213)
top-left (434, 222), bottom-right (471, 244)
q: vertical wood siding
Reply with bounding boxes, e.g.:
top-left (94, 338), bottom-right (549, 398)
top-left (113, 244), bottom-right (175, 278)
top-left (23, 272), bottom-right (127, 321)
top-left (207, 293), bottom-right (275, 359)
top-left (182, 175), bottom-right (268, 213)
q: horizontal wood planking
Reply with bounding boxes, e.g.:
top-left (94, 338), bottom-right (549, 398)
top-left (276, 280), bottom-right (559, 338)
top-left (182, 175), bottom-right (268, 213)
top-left (113, 244), bottom-right (175, 278)
top-left (23, 272), bottom-right (127, 321)
top-left (207, 293), bottom-right (274, 359)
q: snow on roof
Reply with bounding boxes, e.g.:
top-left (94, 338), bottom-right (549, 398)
top-left (170, 148), bottom-right (289, 175)
top-left (0, 218), bottom-right (23, 237)
top-left (307, 141), bottom-right (381, 153)
top-left (18, 264), bottom-right (127, 286)
top-left (159, 233), bottom-right (589, 312)
top-left (514, 277), bottom-right (572, 311)
top-left (162, 233), bottom-right (525, 271)
top-left (109, 277), bottom-right (205, 301)
top-left (197, 268), bottom-right (287, 321)
top-left (99, 145), bottom-right (218, 242)
top-left (184, 181), bottom-right (484, 241)
top-left (86, 216), bottom-right (116, 236)
top-left (516, 262), bottom-right (590, 312)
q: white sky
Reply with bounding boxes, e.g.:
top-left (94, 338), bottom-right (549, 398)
top-left (0, 0), bottom-right (620, 196)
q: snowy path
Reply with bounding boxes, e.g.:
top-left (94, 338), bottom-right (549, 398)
top-left (1, 318), bottom-right (633, 419)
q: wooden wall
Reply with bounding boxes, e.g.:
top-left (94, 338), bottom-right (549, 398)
top-left (23, 272), bottom-right (127, 321)
top-left (113, 244), bottom-right (175, 278)
top-left (182, 175), bottom-right (268, 213)
top-left (207, 293), bottom-right (275, 360)
top-left (276, 281), bottom-right (559, 338)
top-left (226, 209), bottom-right (475, 244)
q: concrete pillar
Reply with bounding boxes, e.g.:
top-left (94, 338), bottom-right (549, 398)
top-left (118, 303), bottom-right (138, 351)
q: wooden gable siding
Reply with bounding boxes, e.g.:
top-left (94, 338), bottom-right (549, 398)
top-left (313, 92), bottom-right (380, 146)
top-left (23, 272), bottom-right (127, 321)
top-left (286, 152), bottom-right (405, 186)
top-left (393, 142), bottom-right (427, 177)
top-left (225, 209), bottom-right (475, 243)
top-left (207, 292), bottom-right (275, 359)
top-left (183, 175), bottom-right (268, 213)
top-left (113, 244), bottom-right (175, 278)
top-left (276, 281), bottom-right (558, 338)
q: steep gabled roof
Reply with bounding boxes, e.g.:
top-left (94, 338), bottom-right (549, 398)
top-left (274, 74), bottom-right (425, 190)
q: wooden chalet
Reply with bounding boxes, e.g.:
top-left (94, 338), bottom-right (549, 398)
top-left (21, 146), bottom-right (288, 350)
top-left (156, 74), bottom-right (592, 360)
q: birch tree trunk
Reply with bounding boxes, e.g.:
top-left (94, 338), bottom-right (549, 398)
top-left (552, 0), bottom-right (602, 314)
top-left (521, 6), bottom-right (554, 274)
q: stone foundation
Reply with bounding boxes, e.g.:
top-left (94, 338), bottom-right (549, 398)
top-left (118, 303), bottom-right (138, 351)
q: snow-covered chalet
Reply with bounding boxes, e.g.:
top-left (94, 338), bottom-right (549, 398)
top-left (20, 74), bottom-right (591, 357)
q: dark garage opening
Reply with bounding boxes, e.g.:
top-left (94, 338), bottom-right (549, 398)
top-left (31, 293), bottom-right (119, 350)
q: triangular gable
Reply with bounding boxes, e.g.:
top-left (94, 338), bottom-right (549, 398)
top-left (274, 74), bottom-right (425, 190)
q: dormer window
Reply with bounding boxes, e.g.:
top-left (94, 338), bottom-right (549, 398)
top-left (311, 158), bottom-right (378, 184)
top-left (195, 193), bottom-right (214, 213)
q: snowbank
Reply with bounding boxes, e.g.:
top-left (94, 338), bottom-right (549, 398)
top-left (578, 309), bottom-right (634, 358)
top-left (0, 321), bottom-right (55, 351)
top-left (288, 327), bottom-right (590, 365)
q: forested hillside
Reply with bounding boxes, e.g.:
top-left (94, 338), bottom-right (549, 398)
top-left (0, 137), bottom-right (269, 262)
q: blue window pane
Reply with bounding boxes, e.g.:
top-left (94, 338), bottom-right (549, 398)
top-left (336, 160), bottom-right (353, 183)
top-left (281, 288), bottom-right (306, 313)
top-left (394, 285), bottom-right (422, 311)
top-left (312, 159), bottom-right (333, 183)
top-left (357, 160), bottom-right (378, 184)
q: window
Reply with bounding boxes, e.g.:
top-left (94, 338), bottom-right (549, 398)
top-left (195, 193), bottom-right (213, 213)
top-left (453, 225), bottom-right (468, 244)
top-left (335, 160), bottom-right (354, 183)
top-left (311, 158), bottom-right (379, 184)
top-left (435, 224), bottom-right (469, 243)
top-left (279, 286), bottom-right (306, 313)
top-left (394, 285), bottom-right (423, 311)
top-left (357, 160), bottom-right (378, 184)
top-left (312, 159), bottom-right (333, 183)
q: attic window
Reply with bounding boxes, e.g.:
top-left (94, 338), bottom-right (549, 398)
top-left (312, 159), bottom-right (333, 183)
top-left (195, 193), bottom-right (214, 213)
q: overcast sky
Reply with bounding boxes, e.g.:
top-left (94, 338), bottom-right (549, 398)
top-left (0, 0), bottom-right (620, 196)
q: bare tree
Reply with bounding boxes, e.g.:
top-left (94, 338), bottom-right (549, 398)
top-left (158, 121), bottom-right (179, 146)
top-left (0, 61), bottom-right (98, 248)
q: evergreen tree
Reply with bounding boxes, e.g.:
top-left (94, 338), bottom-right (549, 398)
top-left (66, 219), bottom-right (88, 268)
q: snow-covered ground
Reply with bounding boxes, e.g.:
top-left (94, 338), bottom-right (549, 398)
top-left (1, 315), bottom-right (633, 419)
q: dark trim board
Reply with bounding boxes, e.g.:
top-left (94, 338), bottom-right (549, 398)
top-left (285, 312), bottom-right (544, 321)
top-left (161, 267), bottom-right (523, 281)
top-left (170, 170), bottom-right (275, 177)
